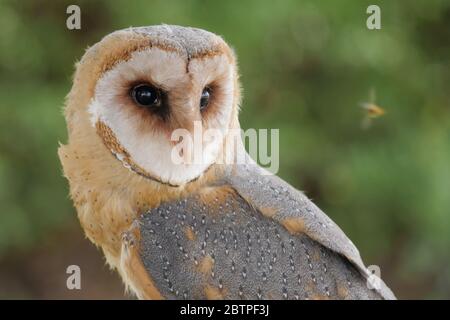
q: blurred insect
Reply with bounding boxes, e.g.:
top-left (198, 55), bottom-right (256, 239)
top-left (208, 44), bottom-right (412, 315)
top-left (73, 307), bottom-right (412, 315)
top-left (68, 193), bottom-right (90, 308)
top-left (360, 88), bottom-right (386, 129)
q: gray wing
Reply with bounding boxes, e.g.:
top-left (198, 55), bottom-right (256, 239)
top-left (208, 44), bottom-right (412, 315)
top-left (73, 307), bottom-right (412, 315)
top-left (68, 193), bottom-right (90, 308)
top-left (222, 161), bottom-right (396, 300)
top-left (135, 162), bottom-right (394, 299)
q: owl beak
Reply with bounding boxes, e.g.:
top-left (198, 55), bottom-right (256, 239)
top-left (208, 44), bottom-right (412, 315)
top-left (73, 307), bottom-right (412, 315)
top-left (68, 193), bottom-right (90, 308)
top-left (170, 100), bottom-right (201, 134)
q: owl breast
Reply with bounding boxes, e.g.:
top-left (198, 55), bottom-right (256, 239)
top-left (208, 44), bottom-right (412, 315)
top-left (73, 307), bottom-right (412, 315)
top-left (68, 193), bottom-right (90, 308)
top-left (137, 190), bottom-right (380, 300)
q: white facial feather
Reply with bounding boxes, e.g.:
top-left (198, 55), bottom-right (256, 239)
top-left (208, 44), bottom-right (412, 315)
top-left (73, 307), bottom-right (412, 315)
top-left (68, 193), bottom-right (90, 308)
top-left (88, 48), bottom-right (234, 186)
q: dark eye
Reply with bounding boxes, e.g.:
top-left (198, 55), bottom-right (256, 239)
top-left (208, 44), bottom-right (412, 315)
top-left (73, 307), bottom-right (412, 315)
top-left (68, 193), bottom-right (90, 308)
top-left (131, 84), bottom-right (161, 107)
top-left (200, 87), bottom-right (210, 110)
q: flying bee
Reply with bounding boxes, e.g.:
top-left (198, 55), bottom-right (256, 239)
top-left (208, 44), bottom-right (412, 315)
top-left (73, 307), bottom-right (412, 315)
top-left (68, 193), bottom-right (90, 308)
top-left (360, 88), bottom-right (385, 129)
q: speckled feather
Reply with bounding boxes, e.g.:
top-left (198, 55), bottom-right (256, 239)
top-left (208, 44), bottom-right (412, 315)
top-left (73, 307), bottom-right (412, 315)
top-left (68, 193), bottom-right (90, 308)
top-left (135, 160), bottom-right (395, 300)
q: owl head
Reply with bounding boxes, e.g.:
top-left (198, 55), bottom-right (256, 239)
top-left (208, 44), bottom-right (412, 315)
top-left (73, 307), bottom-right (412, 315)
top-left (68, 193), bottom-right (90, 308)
top-left (63, 25), bottom-right (241, 187)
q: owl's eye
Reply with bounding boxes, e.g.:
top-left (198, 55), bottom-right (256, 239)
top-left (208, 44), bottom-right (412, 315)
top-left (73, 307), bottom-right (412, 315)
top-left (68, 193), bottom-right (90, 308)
top-left (131, 84), bottom-right (161, 107)
top-left (200, 87), bottom-right (211, 110)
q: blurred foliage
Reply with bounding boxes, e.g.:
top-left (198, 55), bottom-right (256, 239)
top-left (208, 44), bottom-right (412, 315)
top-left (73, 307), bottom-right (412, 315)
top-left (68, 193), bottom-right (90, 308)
top-left (0, 0), bottom-right (449, 298)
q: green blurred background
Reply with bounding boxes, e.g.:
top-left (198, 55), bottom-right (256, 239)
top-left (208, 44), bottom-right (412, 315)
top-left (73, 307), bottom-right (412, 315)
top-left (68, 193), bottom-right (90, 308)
top-left (0, 0), bottom-right (449, 299)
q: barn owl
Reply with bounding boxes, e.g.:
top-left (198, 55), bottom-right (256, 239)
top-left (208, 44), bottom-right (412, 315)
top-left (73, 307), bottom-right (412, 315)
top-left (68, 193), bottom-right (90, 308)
top-left (59, 25), bottom-right (395, 300)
